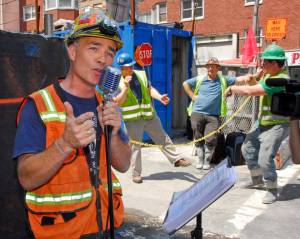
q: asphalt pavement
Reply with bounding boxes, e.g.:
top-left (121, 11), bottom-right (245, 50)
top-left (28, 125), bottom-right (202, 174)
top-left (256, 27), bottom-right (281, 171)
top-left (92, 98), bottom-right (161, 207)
top-left (115, 137), bottom-right (300, 239)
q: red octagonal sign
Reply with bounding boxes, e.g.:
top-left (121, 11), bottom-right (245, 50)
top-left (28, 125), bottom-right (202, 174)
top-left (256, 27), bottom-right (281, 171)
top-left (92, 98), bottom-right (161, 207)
top-left (135, 43), bottom-right (152, 67)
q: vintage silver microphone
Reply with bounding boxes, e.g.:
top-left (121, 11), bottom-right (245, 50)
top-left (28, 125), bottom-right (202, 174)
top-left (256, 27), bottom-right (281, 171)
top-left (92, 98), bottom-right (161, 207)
top-left (97, 66), bottom-right (121, 239)
top-left (98, 66), bottom-right (121, 102)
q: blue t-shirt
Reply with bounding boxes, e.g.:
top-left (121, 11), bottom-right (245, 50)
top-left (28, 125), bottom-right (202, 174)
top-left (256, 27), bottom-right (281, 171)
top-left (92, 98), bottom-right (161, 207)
top-left (13, 89), bottom-right (129, 159)
top-left (186, 75), bottom-right (236, 116)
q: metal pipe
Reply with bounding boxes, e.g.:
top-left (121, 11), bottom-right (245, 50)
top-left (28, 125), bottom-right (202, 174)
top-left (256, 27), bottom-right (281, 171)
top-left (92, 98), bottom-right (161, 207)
top-left (252, 0), bottom-right (260, 37)
top-left (44, 13), bottom-right (53, 36)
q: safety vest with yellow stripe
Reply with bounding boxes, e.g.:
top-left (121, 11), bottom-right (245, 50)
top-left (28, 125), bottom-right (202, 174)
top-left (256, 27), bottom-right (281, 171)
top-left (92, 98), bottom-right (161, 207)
top-left (120, 70), bottom-right (154, 122)
top-left (187, 74), bottom-right (228, 117)
top-left (258, 70), bottom-right (289, 126)
top-left (17, 84), bottom-right (124, 239)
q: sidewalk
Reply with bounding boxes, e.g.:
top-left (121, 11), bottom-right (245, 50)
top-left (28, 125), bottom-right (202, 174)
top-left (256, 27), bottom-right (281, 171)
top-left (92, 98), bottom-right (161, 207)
top-left (115, 137), bottom-right (300, 239)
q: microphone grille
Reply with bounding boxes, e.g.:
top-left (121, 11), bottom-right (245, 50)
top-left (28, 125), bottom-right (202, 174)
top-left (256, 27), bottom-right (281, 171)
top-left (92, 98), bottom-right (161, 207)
top-left (105, 68), bottom-right (121, 92)
top-left (99, 66), bottom-right (121, 95)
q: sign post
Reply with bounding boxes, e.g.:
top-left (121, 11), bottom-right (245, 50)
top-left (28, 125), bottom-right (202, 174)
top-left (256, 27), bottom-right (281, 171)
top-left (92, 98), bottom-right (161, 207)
top-left (265, 18), bottom-right (288, 41)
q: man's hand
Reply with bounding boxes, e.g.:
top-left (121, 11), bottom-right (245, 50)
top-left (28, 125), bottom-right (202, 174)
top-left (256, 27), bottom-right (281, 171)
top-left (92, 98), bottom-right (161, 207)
top-left (160, 94), bottom-right (170, 105)
top-left (254, 67), bottom-right (265, 79)
top-left (224, 86), bottom-right (232, 97)
top-left (247, 68), bottom-right (265, 86)
top-left (97, 102), bottom-right (121, 136)
top-left (61, 102), bottom-right (96, 151)
top-left (123, 75), bottom-right (132, 89)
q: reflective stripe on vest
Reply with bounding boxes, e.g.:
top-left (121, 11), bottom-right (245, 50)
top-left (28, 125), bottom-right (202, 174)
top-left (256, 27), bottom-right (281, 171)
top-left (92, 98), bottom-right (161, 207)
top-left (39, 89), bottom-right (66, 122)
top-left (121, 70), bottom-right (154, 122)
top-left (122, 111), bottom-right (153, 120)
top-left (26, 189), bottom-right (92, 205)
top-left (104, 180), bottom-right (122, 191)
top-left (258, 70), bottom-right (289, 126)
top-left (187, 74), bottom-right (228, 117)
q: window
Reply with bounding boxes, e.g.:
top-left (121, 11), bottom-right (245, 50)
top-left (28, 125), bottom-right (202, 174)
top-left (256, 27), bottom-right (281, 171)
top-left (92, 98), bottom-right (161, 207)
top-left (158, 3), bottom-right (167, 23)
top-left (45, 0), bottom-right (78, 10)
top-left (152, 3), bottom-right (167, 23)
top-left (23, 5), bottom-right (35, 21)
top-left (138, 12), bottom-right (152, 24)
top-left (181, 0), bottom-right (203, 21)
top-left (59, 0), bottom-right (72, 8)
top-left (245, 0), bottom-right (263, 6)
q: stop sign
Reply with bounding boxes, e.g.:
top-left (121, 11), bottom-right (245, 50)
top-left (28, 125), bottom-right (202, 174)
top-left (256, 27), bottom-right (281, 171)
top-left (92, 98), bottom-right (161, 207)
top-left (134, 43), bottom-right (152, 66)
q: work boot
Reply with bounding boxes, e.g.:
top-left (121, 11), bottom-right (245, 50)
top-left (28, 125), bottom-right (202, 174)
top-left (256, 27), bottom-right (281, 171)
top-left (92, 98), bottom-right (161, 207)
top-left (195, 147), bottom-right (204, 169)
top-left (203, 145), bottom-right (213, 170)
top-left (203, 159), bottom-right (211, 170)
top-left (174, 158), bottom-right (191, 167)
top-left (240, 175), bottom-right (264, 189)
top-left (132, 176), bottom-right (143, 184)
top-left (262, 188), bottom-right (278, 204)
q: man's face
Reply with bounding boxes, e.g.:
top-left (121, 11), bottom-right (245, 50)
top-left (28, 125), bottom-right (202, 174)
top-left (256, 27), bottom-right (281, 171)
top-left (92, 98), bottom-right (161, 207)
top-left (121, 66), bottom-right (133, 77)
top-left (262, 60), bottom-right (277, 75)
top-left (68, 36), bottom-right (117, 87)
top-left (206, 64), bottom-right (219, 79)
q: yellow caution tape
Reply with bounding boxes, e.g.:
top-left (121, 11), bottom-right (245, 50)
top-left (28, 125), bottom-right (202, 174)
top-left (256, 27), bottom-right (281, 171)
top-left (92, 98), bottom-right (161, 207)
top-left (129, 96), bottom-right (252, 147)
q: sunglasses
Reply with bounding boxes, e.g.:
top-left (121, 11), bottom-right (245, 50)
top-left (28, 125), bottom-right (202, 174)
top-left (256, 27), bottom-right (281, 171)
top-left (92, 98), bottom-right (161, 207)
top-left (206, 64), bottom-right (219, 68)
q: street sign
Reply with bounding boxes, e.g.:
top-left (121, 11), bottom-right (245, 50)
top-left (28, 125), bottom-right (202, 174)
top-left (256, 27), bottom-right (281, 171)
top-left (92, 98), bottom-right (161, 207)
top-left (265, 18), bottom-right (287, 41)
top-left (134, 43), bottom-right (152, 66)
top-left (286, 51), bottom-right (300, 66)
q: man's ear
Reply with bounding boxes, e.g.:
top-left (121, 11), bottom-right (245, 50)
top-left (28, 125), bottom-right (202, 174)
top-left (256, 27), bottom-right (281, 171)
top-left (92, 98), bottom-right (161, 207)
top-left (67, 43), bottom-right (76, 61)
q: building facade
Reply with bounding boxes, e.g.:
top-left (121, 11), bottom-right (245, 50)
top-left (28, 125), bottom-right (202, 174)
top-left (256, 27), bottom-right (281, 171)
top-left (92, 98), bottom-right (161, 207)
top-left (18, 0), bottom-right (78, 33)
top-left (137, 0), bottom-right (300, 73)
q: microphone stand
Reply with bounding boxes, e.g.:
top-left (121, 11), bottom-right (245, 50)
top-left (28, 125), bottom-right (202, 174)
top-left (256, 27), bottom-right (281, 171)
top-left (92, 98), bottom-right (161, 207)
top-left (97, 66), bottom-right (122, 239)
top-left (104, 99), bottom-right (115, 239)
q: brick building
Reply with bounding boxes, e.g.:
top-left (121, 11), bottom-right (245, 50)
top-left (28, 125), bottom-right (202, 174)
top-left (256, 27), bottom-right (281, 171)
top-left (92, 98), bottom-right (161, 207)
top-left (137, 0), bottom-right (300, 76)
top-left (0, 0), bottom-right (20, 32)
top-left (19, 0), bottom-right (78, 33)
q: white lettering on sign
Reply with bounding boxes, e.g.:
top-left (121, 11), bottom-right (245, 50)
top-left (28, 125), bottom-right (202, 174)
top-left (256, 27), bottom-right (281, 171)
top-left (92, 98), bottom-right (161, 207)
top-left (139, 49), bottom-right (152, 60)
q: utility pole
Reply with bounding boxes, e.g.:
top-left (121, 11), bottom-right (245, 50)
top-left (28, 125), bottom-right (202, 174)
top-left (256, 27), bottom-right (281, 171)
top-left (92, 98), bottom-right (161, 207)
top-left (130, 0), bottom-right (135, 25)
top-left (252, 0), bottom-right (260, 123)
top-left (252, 0), bottom-right (260, 41)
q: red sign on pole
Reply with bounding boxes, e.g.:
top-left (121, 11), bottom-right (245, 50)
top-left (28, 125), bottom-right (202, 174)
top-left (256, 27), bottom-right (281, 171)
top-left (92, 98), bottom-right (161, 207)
top-left (134, 43), bottom-right (152, 67)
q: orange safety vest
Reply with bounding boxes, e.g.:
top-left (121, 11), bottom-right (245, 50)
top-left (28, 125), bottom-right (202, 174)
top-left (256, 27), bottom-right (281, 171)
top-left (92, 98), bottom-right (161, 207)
top-left (17, 84), bottom-right (124, 239)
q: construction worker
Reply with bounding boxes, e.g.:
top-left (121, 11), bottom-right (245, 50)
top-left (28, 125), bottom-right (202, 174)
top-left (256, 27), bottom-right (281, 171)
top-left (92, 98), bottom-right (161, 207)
top-left (225, 44), bottom-right (289, 204)
top-left (13, 9), bottom-right (131, 238)
top-left (183, 57), bottom-right (252, 170)
top-left (115, 53), bottom-right (191, 184)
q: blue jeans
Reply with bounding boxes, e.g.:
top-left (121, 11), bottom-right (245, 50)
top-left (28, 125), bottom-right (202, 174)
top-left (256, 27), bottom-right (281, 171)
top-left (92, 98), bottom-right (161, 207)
top-left (241, 122), bottom-right (289, 188)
